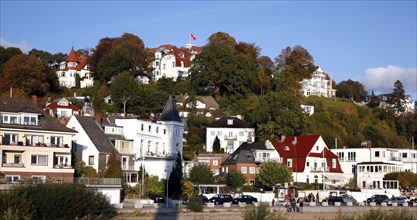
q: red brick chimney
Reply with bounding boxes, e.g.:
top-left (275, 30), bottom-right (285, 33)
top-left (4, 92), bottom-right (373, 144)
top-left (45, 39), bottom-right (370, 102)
top-left (31, 95), bottom-right (38, 104)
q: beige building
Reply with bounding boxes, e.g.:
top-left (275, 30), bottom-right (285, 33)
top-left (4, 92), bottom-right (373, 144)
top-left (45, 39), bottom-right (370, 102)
top-left (0, 97), bottom-right (76, 183)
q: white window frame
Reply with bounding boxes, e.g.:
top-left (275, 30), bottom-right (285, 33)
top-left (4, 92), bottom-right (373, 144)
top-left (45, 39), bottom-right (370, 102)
top-left (287, 158), bottom-right (293, 167)
top-left (241, 167), bottom-right (247, 174)
top-left (249, 167), bottom-right (255, 174)
top-left (31, 155), bottom-right (48, 166)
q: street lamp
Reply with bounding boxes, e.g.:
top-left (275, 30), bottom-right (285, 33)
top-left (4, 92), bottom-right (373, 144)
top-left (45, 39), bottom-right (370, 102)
top-left (363, 172), bottom-right (368, 206)
top-left (165, 166), bottom-right (169, 208)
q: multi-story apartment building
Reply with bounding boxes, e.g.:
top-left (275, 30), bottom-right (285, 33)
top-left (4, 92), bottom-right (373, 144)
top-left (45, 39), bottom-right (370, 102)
top-left (151, 44), bottom-right (202, 81)
top-left (333, 147), bottom-right (417, 189)
top-left (299, 66), bottom-right (336, 98)
top-left (206, 117), bottom-right (255, 154)
top-left (56, 48), bottom-right (93, 88)
top-left (195, 154), bottom-right (227, 176)
top-left (0, 97), bottom-right (76, 183)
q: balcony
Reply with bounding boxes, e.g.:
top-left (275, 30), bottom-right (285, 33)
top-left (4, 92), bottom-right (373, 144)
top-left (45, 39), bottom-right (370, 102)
top-left (310, 166), bottom-right (329, 172)
top-left (224, 135), bottom-right (237, 141)
top-left (136, 151), bottom-right (175, 160)
top-left (53, 163), bottom-right (72, 169)
top-left (0, 140), bottom-right (70, 148)
top-left (122, 165), bottom-right (136, 171)
top-left (1, 163), bottom-right (25, 168)
top-left (75, 178), bottom-right (121, 186)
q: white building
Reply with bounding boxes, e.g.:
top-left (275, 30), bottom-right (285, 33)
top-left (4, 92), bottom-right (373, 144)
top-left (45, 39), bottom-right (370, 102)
top-left (151, 44), bottom-right (202, 81)
top-left (332, 147), bottom-right (417, 189)
top-left (115, 96), bottom-right (184, 180)
top-left (206, 117), bottom-right (255, 154)
top-left (300, 66), bottom-right (336, 98)
top-left (56, 48), bottom-right (93, 88)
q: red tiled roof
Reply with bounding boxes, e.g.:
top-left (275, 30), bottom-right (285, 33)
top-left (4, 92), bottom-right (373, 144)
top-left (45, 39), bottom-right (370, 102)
top-left (76, 55), bottom-right (89, 71)
top-left (67, 48), bottom-right (78, 62)
top-left (272, 135), bottom-right (343, 173)
top-left (44, 99), bottom-right (81, 113)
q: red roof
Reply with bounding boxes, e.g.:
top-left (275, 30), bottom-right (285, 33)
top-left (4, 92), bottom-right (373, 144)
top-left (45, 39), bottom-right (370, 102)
top-left (272, 135), bottom-right (343, 173)
top-left (67, 48), bottom-right (78, 62)
top-left (44, 98), bottom-right (81, 116)
top-left (76, 55), bottom-right (89, 71)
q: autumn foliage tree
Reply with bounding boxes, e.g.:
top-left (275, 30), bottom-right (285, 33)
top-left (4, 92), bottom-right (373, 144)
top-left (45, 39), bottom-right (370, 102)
top-left (0, 54), bottom-right (59, 96)
top-left (104, 150), bottom-right (122, 178)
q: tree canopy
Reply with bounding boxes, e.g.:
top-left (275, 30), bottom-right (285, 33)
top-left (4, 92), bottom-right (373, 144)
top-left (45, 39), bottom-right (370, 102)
top-left (103, 150), bottom-right (122, 178)
top-left (335, 80), bottom-right (367, 101)
top-left (168, 152), bottom-right (183, 199)
top-left (188, 163), bottom-right (215, 184)
top-left (391, 80), bottom-right (406, 114)
top-left (109, 71), bottom-right (138, 116)
top-left (257, 160), bottom-right (292, 191)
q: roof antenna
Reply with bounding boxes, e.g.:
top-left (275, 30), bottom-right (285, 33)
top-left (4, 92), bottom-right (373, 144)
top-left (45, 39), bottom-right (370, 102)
top-left (72, 41), bottom-right (74, 49)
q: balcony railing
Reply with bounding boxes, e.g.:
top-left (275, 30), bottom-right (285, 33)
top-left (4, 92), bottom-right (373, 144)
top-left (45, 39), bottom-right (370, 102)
top-left (310, 166), bottom-right (329, 172)
top-left (224, 135), bottom-right (237, 140)
top-left (122, 165), bottom-right (135, 171)
top-left (0, 141), bottom-right (70, 148)
top-left (1, 163), bottom-right (25, 168)
top-left (74, 178), bottom-right (122, 186)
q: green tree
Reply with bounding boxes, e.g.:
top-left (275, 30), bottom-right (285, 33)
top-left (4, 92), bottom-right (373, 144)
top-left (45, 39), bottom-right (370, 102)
top-left (257, 161), bottom-right (292, 191)
top-left (0, 46), bottom-right (22, 74)
top-left (391, 80), bottom-right (406, 114)
top-left (335, 80), bottom-right (368, 101)
top-left (104, 150), bottom-right (122, 178)
top-left (274, 45), bottom-right (316, 94)
top-left (213, 136), bottom-right (221, 153)
top-left (245, 91), bottom-right (305, 141)
top-left (147, 175), bottom-right (165, 194)
top-left (189, 163), bottom-right (215, 184)
top-left (208, 32), bottom-right (237, 47)
top-left (0, 54), bottom-right (59, 96)
top-left (222, 171), bottom-right (246, 191)
top-left (110, 71), bottom-right (138, 116)
top-left (168, 152), bottom-right (183, 199)
top-left (362, 125), bottom-right (389, 148)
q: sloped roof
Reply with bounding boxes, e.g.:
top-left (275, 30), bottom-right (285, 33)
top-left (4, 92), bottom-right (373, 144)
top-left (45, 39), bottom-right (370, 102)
top-left (44, 98), bottom-right (81, 111)
top-left (207, 117), bottom-right (251, 128)
top-left (197, 96), bottom-right (219, 110)
top-left (0, 97), bottom-right (76, 133)
top-left (67, 48), bottom-right (78, 62)
top-left (222, 142), bottom-right (267, 165)
top-left (272, 135), bottom-right (343, 173)
top-left (159, 96), bottom-right (182, 122)
top-left (76, 54), bottom-right (89, 71)
top-left (74, 115), bottom-right (115, 153)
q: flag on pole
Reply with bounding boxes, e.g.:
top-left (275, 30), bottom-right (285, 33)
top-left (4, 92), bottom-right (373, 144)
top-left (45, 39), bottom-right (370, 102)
top-left (190, 33), bottom-right (196, 40)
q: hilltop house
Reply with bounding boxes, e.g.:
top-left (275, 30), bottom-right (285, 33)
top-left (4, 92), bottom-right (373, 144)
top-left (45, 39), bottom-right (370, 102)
top-left (272, 135), bottom-right (347, 188)
top-left (114, 96), bottom-right (184, 180)
top-left (56, 48), bottom-right (93, 88)
top-left (206, 117), bottom-right (255, 153)
top-left (151, 44), bottom-right (202, 81)
top-left (175, 94), bottom-right (219, 118)
top-left (0, 97), bottom-right (76, 183)
top-left (299, 66), bottom-right (336, 98)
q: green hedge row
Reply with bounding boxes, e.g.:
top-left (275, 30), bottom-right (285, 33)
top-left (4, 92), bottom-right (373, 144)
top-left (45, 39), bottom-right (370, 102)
top-left (0, 184), bottom-right (116, 220)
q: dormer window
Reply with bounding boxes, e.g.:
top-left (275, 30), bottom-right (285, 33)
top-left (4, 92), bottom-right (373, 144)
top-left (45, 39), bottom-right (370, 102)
top-left (227, 119), bottom-right (233, 125)
top-left (284, 146), bottom-right (290, 151)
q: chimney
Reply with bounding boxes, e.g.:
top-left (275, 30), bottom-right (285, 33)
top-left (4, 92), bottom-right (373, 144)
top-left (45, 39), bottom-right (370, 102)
top-left (291, 136), bottom-right (297, 145)
top-left (280, 135), bottom-right (286, 142)
top-left (95, 114), bottom-right (102, 124)
top-left (31, 95), bottom-right (38, 104)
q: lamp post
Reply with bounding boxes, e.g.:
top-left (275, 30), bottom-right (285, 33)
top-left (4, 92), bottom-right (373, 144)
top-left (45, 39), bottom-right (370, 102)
top-left (165, 166), bottom-right (169, 208)
top-left (363, 172), bottom-right (368, 206)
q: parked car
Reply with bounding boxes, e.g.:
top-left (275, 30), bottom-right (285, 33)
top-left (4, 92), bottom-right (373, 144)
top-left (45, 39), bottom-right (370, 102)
top-left (232, 195), bottom-right (258, 204)
top-left (407, 198), bottom-right (417, 206)
top-left (366, 194), bottom-right (389, 204)
top-left (341, 195), bottom-right (357, 204)
top-left (148, 193), bottom-right (165, 203)
top-left (383, 196), bottom-right (409, 206)
top-left (323, 196), bottom-right (344, 205)
top-left (208, 194), bottom-right (233, 205)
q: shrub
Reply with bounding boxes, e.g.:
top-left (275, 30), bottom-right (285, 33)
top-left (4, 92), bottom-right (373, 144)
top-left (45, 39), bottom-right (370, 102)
top-left (187, 195), bottom-right (203, 212)
top-left (243, 202), bottom-right (287, 220)
top-left (0, 184), bottom-right (116, 220)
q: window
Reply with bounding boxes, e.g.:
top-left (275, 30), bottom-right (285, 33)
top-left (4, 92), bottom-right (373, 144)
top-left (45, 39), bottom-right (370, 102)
top-left (4, 133), bottom-right (18, 145)
top-left (228, 132), bottom-right (233, 137)
top-left (332, 158), bottom-right (336, 168)
top-left (249, 167), bottom-right (255, 174)
top-left (375, 151), bottom-right (380, 157)
top-left (316, 146), bottom-right (319, 151)
top-left (32, 176), bottom-right (46, 183)
top-left (162, 64), bottom-right (166, 70)
top-left (306, 175), bottom-right (310, 183)
top-left (241, 167), bottom-right (247, 174)
top-left (89, 156), bottom-right (94, 165)
top-left (227, 119), bottom-right (233, 125)
top-left (14, 154), bottom-right (21, 164)
top-left (210, 131), bottom-right (215, 136)
top-left (217, 131), bottom-right (222, 136)
top-left (306, 160), bottom-right (310, 167)
top-left (148, 125), bottom-right (151, 132)
top-left (402, 153), bottom-right (408, 158)
top-left (141, 124), bottom-right (144, 131)
top-left (213, 160), bottom-right (218, 166)
top-left (31, 155), bottom-right (48, 165)
top-left (172, 62), bottom-right (175, 67)
top-left (337, 152), bottom-right (344, 161)
top-left (156, 127), bottom-right (159, 133)
top-left (50, 136), bottom-right (63, 146)
top-left (348, 152), bottom-right (356, 161)
top-left (26, 135), bottom-right (44, 145)
top-left (164, 129), bottom-right (166, 134)
top-left (239, 131), bottom-right (244, 136)
top-left (6, 175), bottom-right (20, 183)
top-left (287, 158), bottom-right (293, 167)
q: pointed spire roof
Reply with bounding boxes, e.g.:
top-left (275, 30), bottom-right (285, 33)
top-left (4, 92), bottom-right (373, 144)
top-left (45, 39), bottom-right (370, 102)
top-left (67, 48), bottom-right (78, 62)
top-left (159, 96), bottom-right (181, 122)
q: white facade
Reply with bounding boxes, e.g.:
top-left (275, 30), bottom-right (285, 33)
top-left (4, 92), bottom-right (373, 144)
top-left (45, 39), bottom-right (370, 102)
top-left (66, 116), bottom-right (101, 171)
top-left (115, 118), bottom-right (184, 180)
top-left (300, 104), bottom-right (315, 116)
top-left (333, 147), bottom-right (417, 189)
top-left (300, 66), bottom-right (336, 98)
top-left (57, 49), bottom-right (94, 88)
top-left (206, 127), bottom-right (255, 153)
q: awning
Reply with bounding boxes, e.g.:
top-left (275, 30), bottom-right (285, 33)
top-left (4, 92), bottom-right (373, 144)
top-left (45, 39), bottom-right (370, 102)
top-left (324, 173), bottom-right (349, 181)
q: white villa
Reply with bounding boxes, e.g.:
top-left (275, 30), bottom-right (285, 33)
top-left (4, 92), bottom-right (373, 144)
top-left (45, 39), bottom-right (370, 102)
top-left (151, 44), bottom-right (202, 81)
top-left (205, 117), bottom-right (255, 154)
top-left (56, 48), bottom-right (93, 88)
top-left (300, 66), bottom-right (336, 98)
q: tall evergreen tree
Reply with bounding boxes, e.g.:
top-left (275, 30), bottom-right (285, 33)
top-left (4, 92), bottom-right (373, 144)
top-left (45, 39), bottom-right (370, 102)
top-left (104, 150), bottom-right (122, 178)
top-left (168, 151), bottom-right (183, 199)
top-left (391, 80), bottom-right (406, 114)
top-left (213, 136), bottom-right (221, 153)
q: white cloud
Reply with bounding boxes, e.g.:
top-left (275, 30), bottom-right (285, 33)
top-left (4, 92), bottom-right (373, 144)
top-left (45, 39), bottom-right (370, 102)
top-left (0, 38), bottom-right (31, 53)
top-left (364, 65), bottom-right (417, 97)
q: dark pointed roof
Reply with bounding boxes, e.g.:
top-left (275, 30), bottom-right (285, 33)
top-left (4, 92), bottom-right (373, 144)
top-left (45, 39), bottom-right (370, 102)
top-left (74, 115), bottom-right (115, 153)
top-left (207, 117), bottom-right (251, 128)
top-left (159, 96), bottom-right (182, 122)
top-left (222, 142), bottom-right (268, 165)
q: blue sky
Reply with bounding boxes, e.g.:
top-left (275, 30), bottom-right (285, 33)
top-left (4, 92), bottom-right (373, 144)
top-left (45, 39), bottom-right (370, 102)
top-left (1, 1), bottom-right (416, 100)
